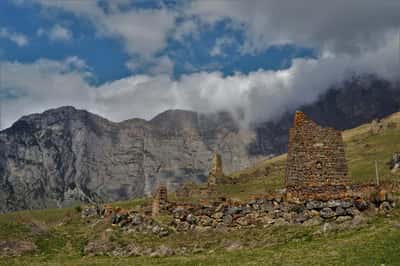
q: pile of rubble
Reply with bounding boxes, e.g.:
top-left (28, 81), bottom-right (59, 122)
top-left (167, 193), bottom-right (394, 231)
top-left (81, 205), bottom-right (170, 237)
top-left (82, 189), bottom-right (395, 236)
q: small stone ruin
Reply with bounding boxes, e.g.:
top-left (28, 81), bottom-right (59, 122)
top-left (207, 153), bottom-right (225, 187)
top-left (370, 119), bottom-right (384, 134)
top-left (152, 184), bottom-right (168, 217)
top-left (285, 111), bottom-right (349, 201)
top-left (370, 118), bottom-right (397, 134)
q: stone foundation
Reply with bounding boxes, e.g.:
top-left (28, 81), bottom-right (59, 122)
top-left (82, 186), bottom-right (395, 237)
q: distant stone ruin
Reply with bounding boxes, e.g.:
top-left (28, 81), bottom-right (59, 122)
top-left (370, 118), bottom-right (397, 134)
top-left (370, 119), bottom-right (384, 134)
top-left (285, 111), bottom-right (350, 200)
top-left (152, 184), bottom-right (168, 217)
top-left (207, 153), bottom-right (225, 186)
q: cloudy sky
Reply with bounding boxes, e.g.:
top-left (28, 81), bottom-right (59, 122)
top-left (0, 0), bottom-right (399, 128)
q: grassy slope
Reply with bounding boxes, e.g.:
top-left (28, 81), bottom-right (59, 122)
top-left (224, 112), bottom-right (400, 200)
top-left (1, 209), bottom-right (400, 266)
top-left (1, 113), bottom-right (400, 265)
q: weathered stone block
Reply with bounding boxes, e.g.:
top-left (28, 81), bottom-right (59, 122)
top-left (320, 208), bottom-right (336, 219)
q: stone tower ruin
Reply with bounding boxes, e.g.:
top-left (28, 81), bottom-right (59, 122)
top-left (207, 153), bottom-right (224, 186)
top-left (285, 111), bottom-right (349, 200)
top-left (152, 184), bottom-right (168, 217)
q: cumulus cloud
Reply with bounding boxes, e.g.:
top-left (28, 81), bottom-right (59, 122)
top-left (1, 31), bottom-right (399, 129)
top-left (188, 0), bottom-right (400, 56)
top-left (27, 0), bottom-right (176, 59)
top-left (37, 24), bottom-right (73, 42)
top-left (0, 27), bottom-right (28, 47)
top-left (21, 1), bottom-right (400, 72)
top-left (0, 57), bottom-right (93, 127)
top-left (102, 8), bottom-right (176, 57)
top-left (4, 1), bottom-right (400, 129)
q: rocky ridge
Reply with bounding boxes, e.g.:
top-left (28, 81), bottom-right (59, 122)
top-left (0, 107), bottom-right (257, 213)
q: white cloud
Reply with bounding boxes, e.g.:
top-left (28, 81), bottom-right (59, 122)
top-left (37, 24), bottom-right (73, 42)
top-left (4, 1), bottom-right (400, 129)
top-left (148, 56), bottom-right (175, 75)
top-left (28, 0), bottom-right (176, 59)
top-left (0, 28), bottom-right (28, 47)
top-left (24, 0), bottom-right (400, 73)
top-left (102, 8), bottom-right (176, 57)
top-left (15, 0), bottom-right (400, 60)
top-left (0, 57), bottom-right (93, 128)
top-left (1, 32), bottom-right (399, 129)
top-left (210, 36), bottom-right (235, 57)
top-left (188, 0), bottom-right (400, 56)
top-left (173, 19), bottom-right (200, 42)
top-left (50, 24), bottom-right (72, 41)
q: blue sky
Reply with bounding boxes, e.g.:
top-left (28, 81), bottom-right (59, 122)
top-left (0, 0), bottom-right (399, 128)
top-left (0, 0), bottom-right (315, 85)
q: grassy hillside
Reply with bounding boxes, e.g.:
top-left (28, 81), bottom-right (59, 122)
top-left (222, 112), bottom-right (400, 200)
top-left (1, 205), bottom-right (400, 266)
top-left (1, 113), bottom-right (400, 265)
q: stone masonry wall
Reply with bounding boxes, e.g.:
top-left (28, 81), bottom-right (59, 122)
top-left (285, 111), bottom-right (349, 200)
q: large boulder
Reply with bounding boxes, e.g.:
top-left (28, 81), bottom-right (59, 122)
top-left (320, 208), bottom-right (336, 219)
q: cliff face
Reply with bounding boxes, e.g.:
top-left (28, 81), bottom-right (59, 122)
top-left (1, 75), bottom-right (399, 213)
top-left (0, 107), bottom-right (257, 213)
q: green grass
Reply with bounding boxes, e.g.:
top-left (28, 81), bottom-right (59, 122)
top-left (346, 128), bottom-right (400, 184)
top-left (1, 208), bottom-right (400, 265)
top-left (108, 198), bottom-right (149, 210)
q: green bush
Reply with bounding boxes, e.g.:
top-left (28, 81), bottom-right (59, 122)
top-left (74, 206), bottom-right (82, 213)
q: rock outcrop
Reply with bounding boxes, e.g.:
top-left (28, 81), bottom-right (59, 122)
top-left (389, 153), bottom-right (400, 174)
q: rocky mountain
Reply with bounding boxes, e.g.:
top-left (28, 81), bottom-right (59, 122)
top-left (0, 107), bottom-right (257, 213)
top-left (1, 75), bottom-right (399, 213)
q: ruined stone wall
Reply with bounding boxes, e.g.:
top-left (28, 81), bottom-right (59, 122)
top-left (285, 111), bottom-right (349, 200)
top-left (152, 185), bottom-right (168, 217)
